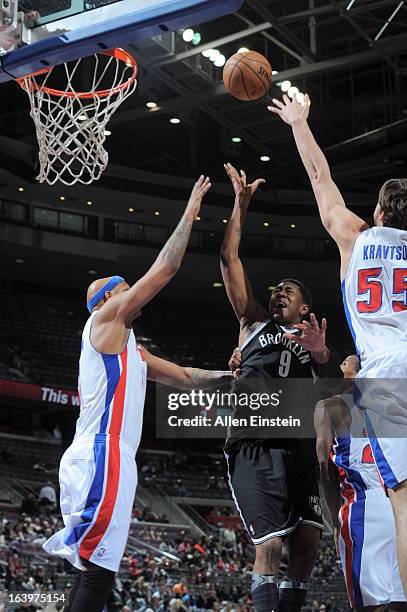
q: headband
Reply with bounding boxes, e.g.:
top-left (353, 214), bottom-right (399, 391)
top-left (87, 275), bottom-right (125, 313)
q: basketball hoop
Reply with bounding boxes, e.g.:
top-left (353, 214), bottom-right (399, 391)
top-left (17, 48), bottom-right (138, 185)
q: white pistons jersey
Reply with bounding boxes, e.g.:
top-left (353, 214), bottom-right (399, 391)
top-left (76, 311), bottom-right (147, 451)
top-left (342, 226), bottom-right (407, 369)
top-left (331, 398), bottom-right (405, 608)
top-left (331, 398), bottom-right (383, 497)
top-left (43, 312), bottom-right (147, 572)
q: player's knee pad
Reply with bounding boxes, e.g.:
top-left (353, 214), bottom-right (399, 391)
top-left (278, 574), bottom-right (309, 612)
top-left (251, 573), bottom-right (279, 612)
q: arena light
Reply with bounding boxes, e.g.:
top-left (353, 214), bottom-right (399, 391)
top-left (88, 269), bottom-right (98, 275)
top-left (213, 282), bottom-right (223, 288)
top-left (268, 285), bottom-right (276, 291)
top-left (272, 70), bottom-right (279, 75)
top-left (59, 196), bottom-right (65, 201)
top-left (146, 101), bottom-right (158, 109)
top-left (202, 48), bottom-right (214, 58)
top-left (78, 113), bottom-right (87, 120)
top-left (288, 86), bottom-right (299, 98)
top-left (232, 137), bottom-right (242, 143)
top-left (290, 223), bottom-right (296, 228)
top-left (374, 1), bottom-right (404, 41)
top-left (280, 80), bottom-right (291, 92)
top-left (15, 258), bottom-right (24, 264)
top-left (238, 47), bottom-right (249, 53)
top-left (264, 222), bottom-right (269, 227)
top-left (208, 49), bottom-right (221, 62)
top-left (182, 28), bottom-right (195, 42)
top-left (260, 155), bottom-right (271, 162)
top-left (128, 207), bottom-right (135, 213)
top-left (154, 211), bottom-right (160, 216)
top-left (214, 54), bottom-right (226, 68)
top-left (104, 129), bottom-right (112, 136)
top-left (86, 200), bottom-right (93, 206)
top-left (296, 92), bottom-right (305, 105)
top-left (18, 186), bottom-right (24, 192)
top-left (196, 216), bottom-right (201, 220)
top-left (192, 32), bottom-right (202, 45)
top-left (170, 117), bottom-right (181, 124)
top-left (222, 218), bottom-right (228, 224)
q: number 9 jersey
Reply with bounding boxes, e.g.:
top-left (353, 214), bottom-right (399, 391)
top-left (342, 226), bottom-right (407, 372)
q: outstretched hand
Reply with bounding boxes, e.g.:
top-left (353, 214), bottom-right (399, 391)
top-left (267, 93), bottom-right (311, 126)
top-left (187, 175), bottom-right (211, 217)
top-left (224, 163), bottom-right (265, 205)
top-left (283, 313), bottom-right (327, 354)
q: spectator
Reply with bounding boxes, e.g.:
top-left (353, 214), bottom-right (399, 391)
top-left (38, 481), bottom-right (57, 513)
top-left (20, 493), bottom-right (38, 516)
top-left (220, 526), bottom-right (237, 550)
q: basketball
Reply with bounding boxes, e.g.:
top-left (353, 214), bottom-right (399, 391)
top-left (223, 51), bottom-right (272, 101)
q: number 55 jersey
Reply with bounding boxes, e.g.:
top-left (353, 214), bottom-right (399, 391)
top-left (342, 226), bottom-right (407, 371)
top-left (342, 226), bottom-right (407, 489)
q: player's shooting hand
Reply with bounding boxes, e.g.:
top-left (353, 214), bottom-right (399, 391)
top-left (224, 163), bottom-right (265, 206)
top-left (267, 93), bottom-right (311, 126)
top-left (283, 313), bottom-right (327, 355)
top-left (228, 347), bottom-right (242, 379)
top-left (187, 175), bottom-right (211, 217)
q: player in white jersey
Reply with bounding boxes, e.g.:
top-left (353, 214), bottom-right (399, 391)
top-left (269, 93), bottom-right (407, 597)
top-left (315, 355), bottom-right (406, 611)
top-left (42, 176), bottom-right (231, 612)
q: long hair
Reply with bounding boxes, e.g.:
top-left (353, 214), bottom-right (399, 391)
top-left (378, 178), bottom-right (407, 230)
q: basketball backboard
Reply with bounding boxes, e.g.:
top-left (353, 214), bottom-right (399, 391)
top-left (0, 0), bottom-right (244, 83)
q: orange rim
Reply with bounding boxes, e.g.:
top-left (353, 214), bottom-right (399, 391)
top-left (16, 48), bottom-right (138, 99)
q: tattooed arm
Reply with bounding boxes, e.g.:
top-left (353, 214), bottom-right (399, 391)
top-left (98, 176), bottom-right (211, 325)
top-left (220, 164), bottom-right (267, 330)
top-left (143, 347), bottom-right (232, 390)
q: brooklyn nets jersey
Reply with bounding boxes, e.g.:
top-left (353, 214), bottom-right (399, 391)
top-left (225, 319), bottom-right (318, 450)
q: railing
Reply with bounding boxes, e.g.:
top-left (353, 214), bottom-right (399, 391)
top-left (180, 503), bottom-right (219, 535)
top-left (0, 198), bottom-right (338, 260)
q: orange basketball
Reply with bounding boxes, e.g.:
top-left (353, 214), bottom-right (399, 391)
top-left (223, 51), bottom-right (272, 102)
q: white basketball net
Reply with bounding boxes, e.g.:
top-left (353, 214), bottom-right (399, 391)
top-left (18, 49), bottom-right (138, 185)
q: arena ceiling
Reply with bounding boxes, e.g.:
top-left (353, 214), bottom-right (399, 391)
top-left (0, 0), bottom-right (406, 197)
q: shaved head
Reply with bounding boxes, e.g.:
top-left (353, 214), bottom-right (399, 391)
top-left (86, 276), bottom-right (128, 312)
top-left (340, 354), bottom-right (360, 379)
top-left (87, 276), bottom-right (112, 307)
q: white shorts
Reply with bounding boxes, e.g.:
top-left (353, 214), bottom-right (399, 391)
top-left (43, 434), bottom-right (137, 572)
top-left (339, 487), bottom-right (405, 608)
top-left (356, 351), bottom-right (407, 489)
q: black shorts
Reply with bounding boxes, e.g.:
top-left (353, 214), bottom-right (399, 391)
top-left (224, 440), bottom-right (323, 544)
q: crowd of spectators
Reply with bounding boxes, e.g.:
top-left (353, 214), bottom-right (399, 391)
top-left (0, 440), bottom-right (349, 610)
top-left (138, 452), bottom-right (229, 499)
top-left (0, 504), bottom-right (349, 611)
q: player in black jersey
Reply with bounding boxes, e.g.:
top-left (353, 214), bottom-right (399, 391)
top-left (221, 163), bottom-right (340, 612)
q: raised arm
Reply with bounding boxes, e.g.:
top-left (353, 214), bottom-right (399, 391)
top-left (100, 176), bottom-right (211, 324)
top-left (142, 346), bottom-right (231, 390)
top-left (220, 164), bottom-right (267, 328)
top-left (268, 95), bottom-right (368, 277)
